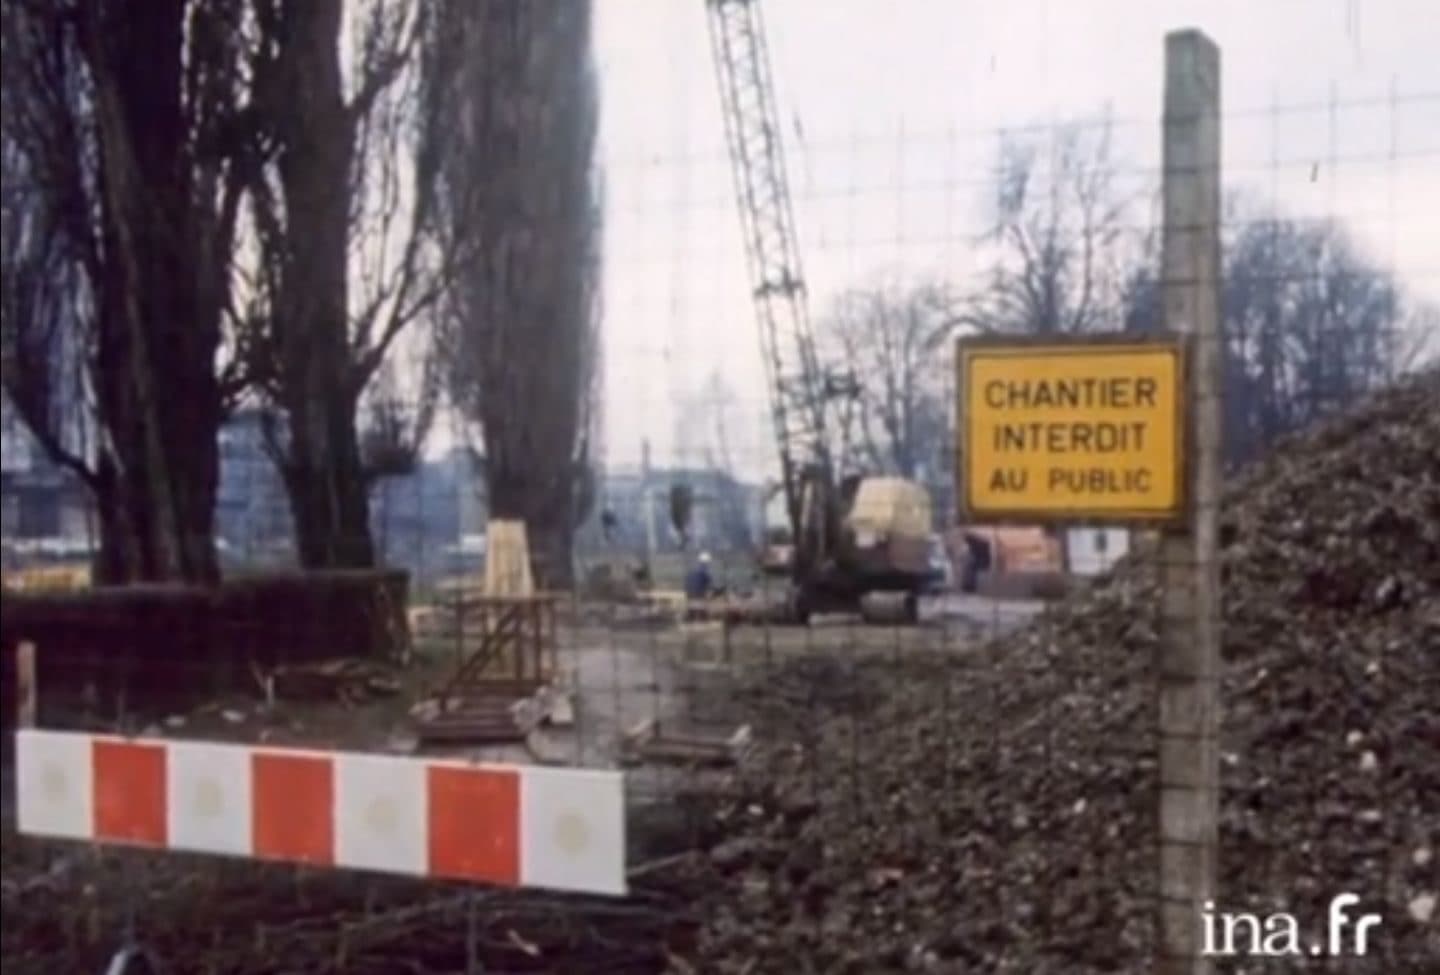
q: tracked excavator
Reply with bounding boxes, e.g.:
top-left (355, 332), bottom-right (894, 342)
top-left (705, 0), bottom-right (934, 624)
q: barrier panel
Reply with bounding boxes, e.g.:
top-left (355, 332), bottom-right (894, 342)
top-left (16, 728), bottom-right (627, 897)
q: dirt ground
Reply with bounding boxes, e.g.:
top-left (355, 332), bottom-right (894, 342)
top-left (0, 593), bottom-right (1042, 974)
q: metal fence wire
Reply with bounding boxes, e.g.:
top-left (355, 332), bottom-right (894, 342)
top-left (2, 8), bottom-right (1438, 975)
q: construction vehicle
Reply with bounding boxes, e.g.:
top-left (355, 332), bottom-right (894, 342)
top-left (705, 0), bottom-right (933, 624)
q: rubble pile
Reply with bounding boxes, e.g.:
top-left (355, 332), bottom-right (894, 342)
top-left (677, 369), bottom-right (1440, 973)
top-left (0, 841), bottom-right (697, 974)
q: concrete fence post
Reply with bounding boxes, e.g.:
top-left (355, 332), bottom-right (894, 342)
top-left (1157, 28), bottom-right (1224, 975)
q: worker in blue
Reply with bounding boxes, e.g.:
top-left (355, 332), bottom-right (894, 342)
top-left (684, 551), bottom-right (715, 600)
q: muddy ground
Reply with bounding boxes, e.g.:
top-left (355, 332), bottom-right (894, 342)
top-left (0, 595), bottom-right (1039, 974)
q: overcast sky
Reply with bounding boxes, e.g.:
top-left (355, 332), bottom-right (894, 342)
top-left (589, 0), bottom-right (1439, 479)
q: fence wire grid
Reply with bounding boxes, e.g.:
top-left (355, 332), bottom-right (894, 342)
top-left (2, 6), bottom-right (1438, 975)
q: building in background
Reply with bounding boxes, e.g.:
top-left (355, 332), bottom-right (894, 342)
top-left (214, 410), bottom-right (489, 583)
top-left (215, 407), bottom-right (294, 565)
top-left (1, 399), bottom-right (94, 565)
top-left (370, 445), bottom-right (488, 585)
top-left (581, 464), bottom-right (763, 561)
top-left (6, 396), bottom-right (767, 586)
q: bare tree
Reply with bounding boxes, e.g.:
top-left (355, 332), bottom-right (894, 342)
top-left (1400, 304), bottom-right (1439, 371)
top-left (359, 350), bottom-right (439, 481)
top-left (819, 278), bottom-right (953, 483)
top-left (428, 0), bottom-right (601, 587)
top-left (965, 118), bottom-right (1134, 335)
top-left (1125, 202), bottom-right (1417, 466)
top-left (1, 0), bottom-right (251, 583)
top-left (237, 0), bottom-right (463, 568)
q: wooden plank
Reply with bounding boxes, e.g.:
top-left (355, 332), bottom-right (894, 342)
top-left (622, 718), bottom-right (753, 767)
top-left (16, 640), bottom-right (37, 729)
top-left (484, 519), bottom-right (534, 598)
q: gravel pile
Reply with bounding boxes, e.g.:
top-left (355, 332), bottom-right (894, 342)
top-left (674, 368), bottom-right (1440, 974)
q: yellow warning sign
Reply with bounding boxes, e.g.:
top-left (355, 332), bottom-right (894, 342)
top-left (957, 338), bottom-right (1186, 523)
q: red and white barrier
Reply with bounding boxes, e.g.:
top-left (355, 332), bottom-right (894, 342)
top-left (16, 728), bottom-right (627, 896)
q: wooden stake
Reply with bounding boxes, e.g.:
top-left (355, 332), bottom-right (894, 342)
top-left (16, 640), bottom-right (36, 728)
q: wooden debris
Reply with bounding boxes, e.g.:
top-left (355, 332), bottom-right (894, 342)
top-left (265, 659), bottom-right (401, 706)
top-left (534, 683), bottom-right (574, 727)
top-left (622, 718), bottom-right (752, 767)
top-left (412, 680), bottom-right (568, 746)
top-left (412, 703), bottom-right (527, 745)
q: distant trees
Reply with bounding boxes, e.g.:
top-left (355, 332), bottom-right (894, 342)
top-left (826, 117), bottom-right (1427, 482)
top-left (428, 0), bottom-right (601, 586)
top-left (963, 119), bottom-right (1134, 336)
top-left (1, 0), bottom-right (252, 583)
top-left (818, 279), bottom-right (952, 483)
top-left (813, 119), bottom-right (1138, 516)
top-left (1124, 201), bottom-right (1424, 465)
top-left (1402, 305), bottom-right (1440, 371)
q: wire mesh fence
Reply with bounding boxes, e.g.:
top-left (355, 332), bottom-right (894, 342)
top-left (2, 7), bottom-right (1437, 974)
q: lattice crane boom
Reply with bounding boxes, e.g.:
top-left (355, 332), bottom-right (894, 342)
top-left (704, 0), bottom-right (833, 552)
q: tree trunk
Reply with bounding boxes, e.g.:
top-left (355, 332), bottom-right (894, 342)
top-left (269, 0), bottom-right (375, 569)
top-left (280, 393), bottom-right (375, 569)
top-left (488, 472), bottom-right (578, 589)
top-left (87, 0), bottom-right (221, 585)
top-left (529, 521), bottom-right (576, 590)
top-left (89, 420), bottom-right (219, 586)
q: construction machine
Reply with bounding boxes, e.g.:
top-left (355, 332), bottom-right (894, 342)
top-left (705, 0), bottom-right (933, 624)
